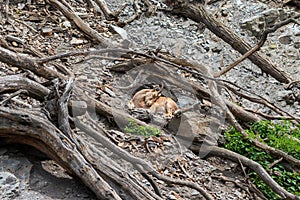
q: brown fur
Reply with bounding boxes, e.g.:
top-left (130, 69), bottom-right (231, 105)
top-left (128, 88), bottom-right (160, 109)
top-left (149, 97), bottom-right (178, 117)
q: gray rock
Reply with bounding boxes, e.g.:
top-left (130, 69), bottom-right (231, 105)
top-left (0, 172), bottom-right (21, 200)
top-left (0, 156), bottom-right (33, 190)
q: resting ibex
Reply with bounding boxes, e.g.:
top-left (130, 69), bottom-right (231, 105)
top-left (128, 88), bottom-right (161, 109)
top-left (128, 84), bottom-right (179, 117)
top-left (149, 96), bottom-right (178, 117)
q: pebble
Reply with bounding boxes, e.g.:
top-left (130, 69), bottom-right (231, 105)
top-left (0, 172), bottom-right (20, 199)
top-left (168, 194), bottom-right (177, 200)
top-left (41, 27), bottom-right (53, 36)
top-left (11, 41), bottom-right (18, 47)
top-left (279, 35), bottom-right (292, 44)
top-left (61, 21), bottom-right (72, 29)
top-left (191, 190), bottom-right (200, 196)
top-left (185, 152), bottom-right (196, 160)
top-left (70, 37), bottom-right (84, 45)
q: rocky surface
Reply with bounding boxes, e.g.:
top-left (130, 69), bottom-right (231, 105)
top-left (116, 0), bottom-right (300, 116)
top-left (0, 145), bottom-right (95, 200)
top-left (0, 0), bottom-right (299, 199)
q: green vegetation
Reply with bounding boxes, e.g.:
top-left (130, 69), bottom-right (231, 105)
top-left (124, 119), bottom-right (161, 137)
top-left (224, 120), bottom-right (300, 199)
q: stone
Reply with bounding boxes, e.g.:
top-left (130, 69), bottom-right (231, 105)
top-left (0, 156), bottom-right (33, 190)
top-left (70, 37), bottom-right (84, 45)
top-left (0, 172), bottom-right (21, 200)
top-left (41, 27), bottom-right (53, 36)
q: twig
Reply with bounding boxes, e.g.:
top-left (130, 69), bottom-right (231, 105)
top-left (57, 78), bottom-right (75, 141)
top-left (0, 46), bottom-right (65, 80)
top-left (47, 0), bottom-right (111, 47)
top-left (237, 157), bottom-right (267, 199)
top-left (0, 89), bottom-right (28, 105)
top-left (167, 2), bottom-right (292, 83)
top-left (36, 48), bottom-right (131, 63)
top-left (34, 47), bottom-right (299, 122)
top-left (15, 19), bottom-right (38, 33)
top-left (5, 0), bottom-right (9, 19)
top-left (223, 83), bottom-right (300, 123)
top-left (141, 0), bottom-right (157, 16)
top-left (286, 80), bottom-right (300, 90)
top-left (208, 146), bottom-right (299, 200)
top-left (94, 0), bottom-right (116, 20)
top-left (120, 0), bottom-right (142, 26)
top-left (0, 106), bottom-right (123, 200)
top-left (227, 104), bottom-right (300, 168)
top-left (213, 0), bottom-right (226, 16)
top-left (113, 3), bottom-right (128, 17)
top-left (244, 108), bottom-right (300, 121)
top-left (268, 157), bottom-right (283, 169)
top-left (177, 159), bottom-right (192, 179)
top-left (134, 164), bottom-right (162, 197)
top-left (211, 174), bottom-right (252, 197)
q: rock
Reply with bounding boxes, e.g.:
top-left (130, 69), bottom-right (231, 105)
top-left (0, 156), bottom-right (33, 190)
top-left (240, 8), bottom-right (294, 38)
top-left (11, 41), bottom-right (18, 47)
top-left (191, 190), bottom-right (200, 196)
top-left (269, 43), bottom-right (277, 49)
top-left (61, 21), bottom-right (72, 29)
top-left (41, 27), bottom-right (53, 36)
top-left (109, 25), bottom-right (128, 40)
top-left (279, 35), bottom-right (292, 45)
top-left (211, 43), bottom-right (222, 53)
top-left (17, 3), bottom-right (26, 10)
top-left (167, 194), bottom-right (177, 200)
top-left (15, 191), bottom-right (49, 200)
top-left (0, 172), bottom-right (21, 200)
top-left (70, 37), bottom-right (84, 45)
top-left (104, 86), bottom-right (116, 97)
top-left (185, 152), bottom-right (197, 160)
top-left (171, 112), bottom-right (220, 152)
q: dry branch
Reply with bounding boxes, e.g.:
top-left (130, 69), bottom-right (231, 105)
top-left (206, 72), bottom-right (300, 167)
top-left (94, 0), bottom-right (117, 20)
top-left (214, 13), bottom-right (300, 78)
top-left (47, 0), bottom-right (111, 47)
top-left (0, 1), bottom-right (299, 195)
top-left (207, 146), bottom-right (300, 200)
top-left (0, 47), bottom-right (65, 80)
top-left (167, 0), bottom-right (292, 83)
top-left (74, 117), bottom-right (214, 200)
top-left (0, 106), bottom-right (122, 200)
top-left (0, 75), bottom-right (50, 101)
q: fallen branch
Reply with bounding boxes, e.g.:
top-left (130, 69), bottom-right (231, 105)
top-left (0, 47), bottom-right (65, 80)
top-left (0, 89), bottom-right (28, 105)
top-left (47, 0), bottom-right (111, 47)
top-left (214, 13), bottom-right (300, 78)
top-left (0, 74), bottom-right (50, 101)
top-left (0, 106), bottom-right (123, 200)
top-left (166, 0), bottom-right (292, 83)
top-left (74, 117), bottom-right (214, 200)
top-left (206, 146), bottom-right (300, 200)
